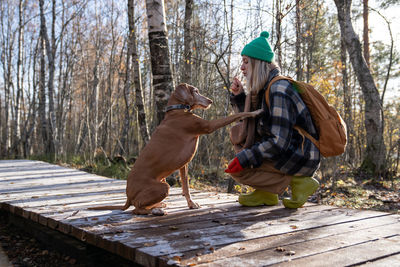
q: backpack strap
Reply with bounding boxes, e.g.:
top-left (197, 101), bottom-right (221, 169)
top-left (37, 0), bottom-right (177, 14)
top-left (294, 125), bottom-right (319, 150)
top-left (265, 76), bottom-right (294, 107)
top-left (265, 75), bottom-right (320, 150)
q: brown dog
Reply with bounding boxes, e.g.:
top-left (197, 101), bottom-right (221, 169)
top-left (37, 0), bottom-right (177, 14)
top-left (90, 83), bottom-right (261, 215)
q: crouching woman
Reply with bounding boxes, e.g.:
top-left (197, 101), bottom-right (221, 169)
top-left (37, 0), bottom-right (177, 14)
top-left (225, 31), bottom-right (320, 208)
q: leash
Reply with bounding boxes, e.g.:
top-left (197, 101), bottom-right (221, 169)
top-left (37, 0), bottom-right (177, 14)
top-left (165, 104), bottom-right (191, 112)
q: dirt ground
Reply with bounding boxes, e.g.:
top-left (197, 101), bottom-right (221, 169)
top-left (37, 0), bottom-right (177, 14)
top-left (0, 213), bottom-right (85, 267)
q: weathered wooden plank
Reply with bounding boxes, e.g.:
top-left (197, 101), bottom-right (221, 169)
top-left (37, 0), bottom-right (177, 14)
top-left (3, 187), bottom-right (126, 208)
top-left (141, 210), bottom-right (385, 254)
top-left (276, 235), bottom-right (400, 267)
top-left (89, 208), bottom-right (388, 264)
top-left (57, 204), bottom-right (328, 261)
top-left (34, 190), bottom-right (238, 226)
top-left (71, 203), bottom-right (327, 239)
top-left (181, 216), bottom-right (399, 267)
top-left (0, 177), bottom-right (120, 195)
top-left (360, 252), bottom-right (400, 266)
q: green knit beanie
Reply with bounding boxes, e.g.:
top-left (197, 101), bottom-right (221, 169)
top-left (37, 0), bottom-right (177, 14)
top-left (241, 31), bottom-right (274, 62)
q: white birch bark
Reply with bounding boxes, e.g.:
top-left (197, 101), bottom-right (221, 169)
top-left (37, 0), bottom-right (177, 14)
top-left (145, 0), bottom-right (174, 126)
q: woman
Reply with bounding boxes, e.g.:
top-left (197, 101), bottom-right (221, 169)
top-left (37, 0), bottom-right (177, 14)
top-left (225, 31), bottom-right (320, 208)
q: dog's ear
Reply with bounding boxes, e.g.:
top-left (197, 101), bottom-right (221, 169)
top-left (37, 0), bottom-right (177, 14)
top-left (173, 83), bottom-right (194, 105)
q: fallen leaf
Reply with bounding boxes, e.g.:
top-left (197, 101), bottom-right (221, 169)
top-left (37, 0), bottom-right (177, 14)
top-left (290, 225), bottom-right (298, 229)
top-left (169, 226), bottom-right (178, 230)
top-left (286, 251), bottom-right (296, 256)
top-left (172, 255), bottom-right (182, 261)
top-left (143, 242), bottom-right (156, 247)
top-left (337, 180), bottom-right (345, 186)
top-left (239, 247), bottom-right (245, 250)
top-left (275, 247), bottom-right (285, 252)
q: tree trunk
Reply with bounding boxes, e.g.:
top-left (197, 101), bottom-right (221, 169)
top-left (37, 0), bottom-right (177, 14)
top-left (1, 5), bottom-right (15, 157)
top-left (13, 0), bottom-right (24, 157)
top-left (92, 53), bottom-right (100, 156)
top-left (145, 0), bottom-right (174, 126)
top-left (306, 0), bottom-right (320, 83)
top-left (182, 0), bottom-right (193, 83)
top-left (363, 0), bottom-right (370, 67)
top-left (39, 0), bottom-right (48, 154)
top-left (334, 0), bottom-right (386, 174)
top-left (120, 1), bottom-right (133, 155)
top-left (22, 45), bottom-right (38, 159)
top-left (275, 0), bottom-right (282, 67)
top-left (39, 0), bottom-right (55, 154)
top-left (132, 0), bottom-right (150, 146)
top-left (341, 35), bottom-right (355, 163)
top-left (295, 0), bottom-right (303, 80)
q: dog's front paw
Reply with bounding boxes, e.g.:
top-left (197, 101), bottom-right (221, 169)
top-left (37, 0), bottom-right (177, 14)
top-left (251, 109), bottom-right (264, 117)
top-left (188, 200), bottom-right (201, 209)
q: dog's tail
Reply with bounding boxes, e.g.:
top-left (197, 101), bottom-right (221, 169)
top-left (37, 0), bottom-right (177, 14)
top-left (87, 199), bottom-right (131, 211)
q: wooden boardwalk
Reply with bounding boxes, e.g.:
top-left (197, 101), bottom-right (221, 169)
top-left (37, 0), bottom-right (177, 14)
top-left (0, 160), bottom-right (399, 266)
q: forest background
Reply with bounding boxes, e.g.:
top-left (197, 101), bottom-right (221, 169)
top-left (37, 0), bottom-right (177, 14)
top-left (0, 0), bottom-right (399, 210)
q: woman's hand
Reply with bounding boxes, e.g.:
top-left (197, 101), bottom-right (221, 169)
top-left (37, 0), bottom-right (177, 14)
top-left (224, 157), bottom-right (244, 173)
top-left (230, 77), bottom-right (244, 95)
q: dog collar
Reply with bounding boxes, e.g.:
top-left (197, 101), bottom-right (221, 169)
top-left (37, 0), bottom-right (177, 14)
top-left (165, 104), bottom-right (191, 112)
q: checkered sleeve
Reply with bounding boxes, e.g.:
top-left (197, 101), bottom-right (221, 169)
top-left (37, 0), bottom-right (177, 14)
top-left (236, 79), bottom-right (320, 176)
top-left (237, 80), bottom-right (295, 168)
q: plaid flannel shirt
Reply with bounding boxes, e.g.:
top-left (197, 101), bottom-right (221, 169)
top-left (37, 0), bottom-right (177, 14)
top-left (230, 71), bottom-right (320, 176)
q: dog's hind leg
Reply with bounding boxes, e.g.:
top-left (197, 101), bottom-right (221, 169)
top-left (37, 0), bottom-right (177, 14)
top-left (132, 180), bottom-right (169, 215)
top-left (179, 165), bottom-right (200, 209)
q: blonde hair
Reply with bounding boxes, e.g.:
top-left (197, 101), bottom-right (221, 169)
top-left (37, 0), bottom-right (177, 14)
top-left (246, 58), bottom-right (277, 94)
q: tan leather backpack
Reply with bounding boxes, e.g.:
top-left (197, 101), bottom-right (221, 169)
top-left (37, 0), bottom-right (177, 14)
top-left (266, 76), bottom-right (347, 157)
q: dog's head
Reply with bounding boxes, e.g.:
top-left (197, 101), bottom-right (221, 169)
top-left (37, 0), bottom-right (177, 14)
top-left (172, 83), bottom-right (213, 110)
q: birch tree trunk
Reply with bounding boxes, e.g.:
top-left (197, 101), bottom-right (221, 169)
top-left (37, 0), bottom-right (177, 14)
top-left (145, 0), bottom-right (174, 126)
top-left (120, 37), bottom-right (131, 156)
top-left (182, 0), bottom-right (193, 83)
top-left (13, 0), bottom-right (24, 156)
top-left (275, 0), bottom-right (282, 67)
top-left (334, 0), bottom-right (386, 174)
top-left (295, 0), bottom-right (303, 80)
top-left (363, 0), bottom-right (370, 67)
top-left (48, 0), bottom-right (57, 155)
top-left (132, 0), bottom-right (149, 146)
top-left (1, 4), bottom-right (15, 156)
top-left (22, 43), bottom-right (38, 158)
top-left (39, 0), bottom-right (49, 153)
top-left (39, 0), bottom-right (55, 154)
